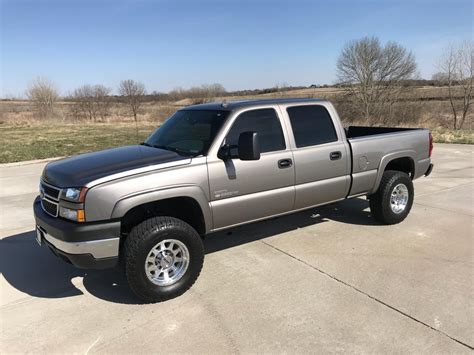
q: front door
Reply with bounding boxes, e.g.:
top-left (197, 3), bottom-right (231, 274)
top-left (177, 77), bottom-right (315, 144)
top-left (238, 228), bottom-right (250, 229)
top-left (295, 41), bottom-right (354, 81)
top-left (207, 108), bottom-right (295, 230)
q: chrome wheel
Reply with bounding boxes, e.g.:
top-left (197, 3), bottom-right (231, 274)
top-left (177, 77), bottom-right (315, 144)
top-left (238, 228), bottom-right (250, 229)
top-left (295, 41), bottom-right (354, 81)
top-left (145, 239), bottom-right (190, 286)
top-left (390, 183), bottom-right (409, 214)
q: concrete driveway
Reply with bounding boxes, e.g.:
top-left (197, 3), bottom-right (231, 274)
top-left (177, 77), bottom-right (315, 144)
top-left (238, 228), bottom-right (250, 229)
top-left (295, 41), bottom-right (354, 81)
top-left (1, 144), bottom-right (473, 353)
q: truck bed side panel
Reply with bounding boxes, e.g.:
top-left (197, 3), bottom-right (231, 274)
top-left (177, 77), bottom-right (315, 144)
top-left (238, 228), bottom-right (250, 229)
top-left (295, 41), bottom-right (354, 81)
top-left (348, 129), bottom-right (431, 196)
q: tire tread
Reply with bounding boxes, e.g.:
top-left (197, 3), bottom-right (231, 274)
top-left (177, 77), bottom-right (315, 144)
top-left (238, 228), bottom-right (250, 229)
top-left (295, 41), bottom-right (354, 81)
top-left (124, 216), bottom-right (204, 303)
top-left (369, 170), bottom-right (414, 225)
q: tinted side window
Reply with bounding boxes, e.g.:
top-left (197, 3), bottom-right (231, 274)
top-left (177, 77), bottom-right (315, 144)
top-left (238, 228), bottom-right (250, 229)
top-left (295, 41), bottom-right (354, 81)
top-left (226, 108), bottom-right (285, 153)
top-left (287, 105), bottom-right (338, 148)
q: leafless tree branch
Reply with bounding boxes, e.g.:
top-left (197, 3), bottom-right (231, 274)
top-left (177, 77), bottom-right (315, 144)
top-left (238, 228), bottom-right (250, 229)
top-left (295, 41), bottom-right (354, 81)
top-left (336, 37), bottom-right (417, 123)
top-left (71, 84), bottom-right (112, 121)
top-left (438, 41), bottom-right (473, 130)
top-left (26, 77), bottom-right (59, 118)
top-left (119, 79), bottom-right (146, 122)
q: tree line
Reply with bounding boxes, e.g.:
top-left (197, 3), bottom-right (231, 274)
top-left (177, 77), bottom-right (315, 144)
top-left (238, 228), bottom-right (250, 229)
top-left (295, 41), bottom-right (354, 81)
top-left (336, 37), bottom-right (472, 130)
top-left (26, 37), bottom-right (472, 129)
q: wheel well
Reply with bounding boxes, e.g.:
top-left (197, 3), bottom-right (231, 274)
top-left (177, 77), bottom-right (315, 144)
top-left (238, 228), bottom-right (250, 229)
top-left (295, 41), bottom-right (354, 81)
top-left (384, 157), bottom-right (414, 178)
top-left (120, 197), bottom-right (206, 237)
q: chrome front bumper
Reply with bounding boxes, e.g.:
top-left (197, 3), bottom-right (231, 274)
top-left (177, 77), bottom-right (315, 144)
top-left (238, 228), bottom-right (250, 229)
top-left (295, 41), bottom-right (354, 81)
top-left (37, 225), bottom-right (119, 259)
top-left (34, 197), bottom-right (121, 269)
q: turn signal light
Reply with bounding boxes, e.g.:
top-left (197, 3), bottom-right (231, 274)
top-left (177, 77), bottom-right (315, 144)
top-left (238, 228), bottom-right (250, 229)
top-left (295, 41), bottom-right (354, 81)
top-left (77, 209), bottom-right (85, 222)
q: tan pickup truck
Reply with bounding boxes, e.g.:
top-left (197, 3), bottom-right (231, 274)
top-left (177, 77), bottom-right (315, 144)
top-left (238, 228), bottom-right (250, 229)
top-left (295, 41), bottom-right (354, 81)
top-left (34, 98), bottom-right (434, 302)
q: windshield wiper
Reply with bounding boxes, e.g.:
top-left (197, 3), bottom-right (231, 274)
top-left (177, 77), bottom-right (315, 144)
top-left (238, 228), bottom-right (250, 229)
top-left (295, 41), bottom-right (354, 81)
top-left (142, 142), bottom-right (199, 157)
top-left (152, 145), bottom-right (197, 157)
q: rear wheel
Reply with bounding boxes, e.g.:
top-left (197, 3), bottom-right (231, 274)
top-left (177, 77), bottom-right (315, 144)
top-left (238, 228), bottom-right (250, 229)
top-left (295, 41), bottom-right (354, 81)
top-left (369, 170), bottom-right (414, 225)
top-left (124, 216), bottom-right (204, 303)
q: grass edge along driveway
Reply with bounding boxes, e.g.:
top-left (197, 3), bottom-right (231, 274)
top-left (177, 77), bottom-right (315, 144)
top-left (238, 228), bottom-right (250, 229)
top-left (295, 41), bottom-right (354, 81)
top-left (0, 123), bottom-right (472, 163)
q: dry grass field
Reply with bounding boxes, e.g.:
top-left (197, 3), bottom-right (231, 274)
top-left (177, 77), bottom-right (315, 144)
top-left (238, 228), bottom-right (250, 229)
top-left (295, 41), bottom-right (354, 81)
top-left (0, 86), bottom-right (472, 163)
top-left (0, 123), bottom-right (157, 163)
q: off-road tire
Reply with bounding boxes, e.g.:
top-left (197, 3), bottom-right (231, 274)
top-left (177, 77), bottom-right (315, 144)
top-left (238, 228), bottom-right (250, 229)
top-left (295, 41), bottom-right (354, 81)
top-left (124, 216), bottom-right (204, 303)
top-left (369, 170), bottom-right (414, 225)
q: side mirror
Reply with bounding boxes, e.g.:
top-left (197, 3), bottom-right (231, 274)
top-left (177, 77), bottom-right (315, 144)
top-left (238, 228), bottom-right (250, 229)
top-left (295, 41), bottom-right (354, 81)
top-left (238, 131), bottom-right (260, 161)
top-left (217, 144), bottom-right (231, 160)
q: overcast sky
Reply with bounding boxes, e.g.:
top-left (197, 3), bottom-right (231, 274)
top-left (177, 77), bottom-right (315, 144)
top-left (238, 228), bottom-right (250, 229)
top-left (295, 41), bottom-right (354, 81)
top-left (1, 0), bottom-right (473, 97)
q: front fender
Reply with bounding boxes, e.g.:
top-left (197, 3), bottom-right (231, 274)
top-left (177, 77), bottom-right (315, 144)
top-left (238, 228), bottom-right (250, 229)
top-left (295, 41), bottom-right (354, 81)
top-left (111, 185), bottom-right (213, 233)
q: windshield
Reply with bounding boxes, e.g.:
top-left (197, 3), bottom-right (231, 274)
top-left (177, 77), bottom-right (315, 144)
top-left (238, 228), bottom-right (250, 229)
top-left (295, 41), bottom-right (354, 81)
top-left (145, 110), bottom-right (229, 156)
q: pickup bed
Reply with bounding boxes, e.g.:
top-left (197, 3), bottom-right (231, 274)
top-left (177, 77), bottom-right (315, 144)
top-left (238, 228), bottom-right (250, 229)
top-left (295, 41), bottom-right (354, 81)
top-left (34, 98), bottom-right (433, 302)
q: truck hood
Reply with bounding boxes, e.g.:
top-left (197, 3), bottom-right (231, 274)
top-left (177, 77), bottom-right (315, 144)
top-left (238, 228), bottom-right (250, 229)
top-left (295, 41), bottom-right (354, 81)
top-left (42, 145), bottom-right (190, 187)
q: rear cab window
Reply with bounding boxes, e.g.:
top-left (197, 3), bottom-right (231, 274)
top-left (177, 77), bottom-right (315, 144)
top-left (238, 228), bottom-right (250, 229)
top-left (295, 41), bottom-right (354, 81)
top-left (225, 108), bottom-right (286, 153)
top-left (286, 105), bottom-right (338, 148)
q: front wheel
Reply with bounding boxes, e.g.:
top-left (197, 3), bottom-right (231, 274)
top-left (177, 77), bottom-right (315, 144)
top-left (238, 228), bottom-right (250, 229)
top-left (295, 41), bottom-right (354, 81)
top-left (124, 216), bottom-right (204, 303)
top-left (369, 170), bottom-right (414, 225)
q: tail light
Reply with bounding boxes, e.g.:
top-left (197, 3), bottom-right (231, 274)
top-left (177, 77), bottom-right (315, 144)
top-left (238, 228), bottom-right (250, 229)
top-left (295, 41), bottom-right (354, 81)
top-left (429, 132), bottom-right (433, 157)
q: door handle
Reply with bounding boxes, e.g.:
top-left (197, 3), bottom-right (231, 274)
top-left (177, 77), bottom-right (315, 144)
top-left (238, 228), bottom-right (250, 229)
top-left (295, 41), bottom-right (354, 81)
top-left (278, 159), bottom-right (293, 168)
top-left (330, 151), bottom-right (342, 160)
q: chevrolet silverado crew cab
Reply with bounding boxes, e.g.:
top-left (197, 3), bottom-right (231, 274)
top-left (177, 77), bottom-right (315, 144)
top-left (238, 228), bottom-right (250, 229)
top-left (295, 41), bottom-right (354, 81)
top-left (34, 98), bottom-right (434, 302)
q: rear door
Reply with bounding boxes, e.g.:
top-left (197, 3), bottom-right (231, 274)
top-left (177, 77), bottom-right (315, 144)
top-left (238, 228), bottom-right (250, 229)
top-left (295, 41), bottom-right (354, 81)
top-left (207, 107), bottom-right (295, 230)
top-left (281, 103), bottom-right (351, 209)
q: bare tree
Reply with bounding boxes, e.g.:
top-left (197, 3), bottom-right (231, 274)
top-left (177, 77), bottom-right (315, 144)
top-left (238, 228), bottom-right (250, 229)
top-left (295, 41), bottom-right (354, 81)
top-left (168, 84), bottom-right (226, 102)
top-left (72, 85), bottom-right (95, 120)
top-left (438, 42), bottom-right (473, 130)
top-left (203, 83), bottom-right (226, 99)
top-left (169, 87), bottom-right (185, 101)
top-left (93, 85), bottom-right (112, 120)
top-left (274, 82), bottom-right (289, 97)
top-left (71, 84), bottom-right (111, 121)
top-left (118, 79), bottom-right (146, 122)
top-left (431, 72), bottom-right (449, 82)
top-left (26, 77), bottom-right (59, 118)
top-left (336, 37), bottom-right (417, 122)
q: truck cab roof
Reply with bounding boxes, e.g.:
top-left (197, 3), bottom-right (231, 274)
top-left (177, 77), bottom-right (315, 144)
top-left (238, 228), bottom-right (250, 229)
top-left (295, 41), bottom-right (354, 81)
top-left (181, 98), bottom-right (329, 111)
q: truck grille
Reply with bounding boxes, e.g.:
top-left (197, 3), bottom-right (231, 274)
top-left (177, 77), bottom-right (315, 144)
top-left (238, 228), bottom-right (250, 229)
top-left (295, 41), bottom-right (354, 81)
top-left (40, 181), bottom-right (61, 217)
top-left (41, 198), bottom-right (58, 217)
top-left (41, 181), bottom-right (61, 201)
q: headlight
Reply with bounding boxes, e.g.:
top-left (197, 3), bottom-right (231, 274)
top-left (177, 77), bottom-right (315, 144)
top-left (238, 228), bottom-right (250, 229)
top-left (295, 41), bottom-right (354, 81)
top-left (61, 187), bottom-right (88, 202)
top-left (59, 206), bottom-right (85, 222)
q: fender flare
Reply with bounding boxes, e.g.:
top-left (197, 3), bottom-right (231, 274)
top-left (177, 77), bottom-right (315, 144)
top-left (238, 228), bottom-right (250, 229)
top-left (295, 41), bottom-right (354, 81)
top-left (111, 185), bottom-right (212, 233)
top-left (370, 150), bottom-right (416, 194)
